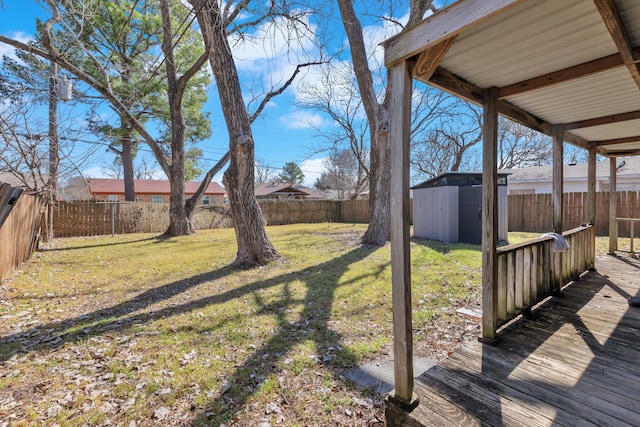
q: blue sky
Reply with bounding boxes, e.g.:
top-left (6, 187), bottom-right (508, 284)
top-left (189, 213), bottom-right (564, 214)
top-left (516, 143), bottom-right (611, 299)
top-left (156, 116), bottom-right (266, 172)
top-left (0, 1), bottom-right (416, 187)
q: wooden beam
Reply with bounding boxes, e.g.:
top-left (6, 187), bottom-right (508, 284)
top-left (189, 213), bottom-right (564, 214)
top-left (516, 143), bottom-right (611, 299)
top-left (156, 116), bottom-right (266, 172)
top-left (563, 109), bottom-right (640, 130)
top-left (384, 0), bottom-right (524, 67)
top-left (595, 136), bottom-right (640, 146)
top-left (600, 149), bottom-right (640, 157)
top-left (499, 53), bottom-right (625, 98)
top-left (426, 67), bottom-right (590, 149)
top-left (608, 157), bottom-right (618, 254)
top-left (388, 60), bottom-right (418, 408)
top-left (480, 87), bottom-right (499, 343)
top-left (552, 126), bottom-right (564, 234)
top-left (593, 0), bottom-right (640, 90)
top-left (412, 37), bottom-right (457, 82)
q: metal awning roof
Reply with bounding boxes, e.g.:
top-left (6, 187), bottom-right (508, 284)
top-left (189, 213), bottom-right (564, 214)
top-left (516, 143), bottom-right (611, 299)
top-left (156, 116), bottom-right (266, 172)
top-left (383, 0), bottom-right (640, 157)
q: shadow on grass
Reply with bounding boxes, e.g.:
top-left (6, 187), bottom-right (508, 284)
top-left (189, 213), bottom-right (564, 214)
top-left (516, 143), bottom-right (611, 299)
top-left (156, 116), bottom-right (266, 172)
top-left (190, 245), bottom-right (382, 425)
top-left (0, 242), bottom-right (387, 424)
top-left (39, 235), bottom-right (161, 252)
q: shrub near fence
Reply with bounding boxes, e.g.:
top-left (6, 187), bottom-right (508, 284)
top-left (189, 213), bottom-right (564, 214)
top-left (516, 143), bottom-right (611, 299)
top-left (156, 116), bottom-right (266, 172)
top-left (0, 187), bottom-right (46, 283)
top-left (509, 191), bottom-right (640, 237)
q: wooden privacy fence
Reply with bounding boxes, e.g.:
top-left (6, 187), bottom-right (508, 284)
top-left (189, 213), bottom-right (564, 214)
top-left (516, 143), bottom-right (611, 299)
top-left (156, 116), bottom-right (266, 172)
top-left (0, 184), bottom-right (47, 283)
top-left (53, 199), bottom-right (381, 237)
top-left (494, 224), bottom-right (595, 332)
top-left (509, 191), bottom-right (640, 236)
top-left (54, 201), bottom-right (233, 237)
top-left (259, 200), bottom-right (341, 225)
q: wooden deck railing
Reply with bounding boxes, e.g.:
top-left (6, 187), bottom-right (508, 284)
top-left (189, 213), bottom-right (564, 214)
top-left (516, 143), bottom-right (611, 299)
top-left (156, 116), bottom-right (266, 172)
top-left (495, 224), bottom-right (594, 328)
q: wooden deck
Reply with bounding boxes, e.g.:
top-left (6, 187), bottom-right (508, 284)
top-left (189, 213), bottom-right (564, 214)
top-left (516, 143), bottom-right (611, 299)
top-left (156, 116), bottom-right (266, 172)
top-left (387, 253), bottom-right (640, 427)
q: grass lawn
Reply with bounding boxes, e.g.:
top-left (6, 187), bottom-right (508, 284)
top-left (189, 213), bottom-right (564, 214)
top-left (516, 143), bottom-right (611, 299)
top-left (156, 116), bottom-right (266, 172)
top-left (3, 224), bottom-right (623, 426)
top-left (0, 223), bottom-right (486, 426)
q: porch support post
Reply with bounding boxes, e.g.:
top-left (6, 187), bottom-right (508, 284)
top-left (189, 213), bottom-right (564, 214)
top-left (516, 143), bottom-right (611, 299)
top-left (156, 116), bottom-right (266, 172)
top-left (587, 144), bottom-right (597, 269)
top-left (552, 126), bottom-right (564, 292)
top-left (388, 59), bottom-right (417, 409)
top-left (587, 144), bottom-right (597, 226)
top-left (609, 157), bottom-right (618, 254)
top-left (480, 87), bottom-right (499, 343)
top-left (552, 126), bottom-right (565, 234)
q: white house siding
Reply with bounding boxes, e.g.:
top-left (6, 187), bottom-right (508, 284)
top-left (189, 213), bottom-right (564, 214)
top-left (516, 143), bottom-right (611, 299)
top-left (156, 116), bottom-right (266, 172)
top-left (413, 186), bottom-right (459, 243)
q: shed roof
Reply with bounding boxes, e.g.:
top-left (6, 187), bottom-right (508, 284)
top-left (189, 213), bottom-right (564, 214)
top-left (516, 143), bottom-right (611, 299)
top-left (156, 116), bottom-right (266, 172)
top-left (86, 178), bottom-right (226, 195)
top-left (384, 0), bottom-right (640, 157)
top-left (411, 172), bottom-right (510, 190)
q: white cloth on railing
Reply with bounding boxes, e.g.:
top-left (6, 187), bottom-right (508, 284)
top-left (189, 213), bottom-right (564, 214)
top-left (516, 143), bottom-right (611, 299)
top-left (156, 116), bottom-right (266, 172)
top-left (540, 232), bottom-right (570, 252)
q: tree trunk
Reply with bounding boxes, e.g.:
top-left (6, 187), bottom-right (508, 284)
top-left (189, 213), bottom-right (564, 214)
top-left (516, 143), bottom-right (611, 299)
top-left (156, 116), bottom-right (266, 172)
top-left (337, 0), bottom-right (391, 245)
top-left (362, 112), bottom-right (391, 245)
top-left (337, 0), bottom-right (434, 246)
top-left (120, 114), bottom-right (136, 201)
top-left (161, 0), bottom-right (194, 236)
top-left (192, 0), bottom-right (279, 265)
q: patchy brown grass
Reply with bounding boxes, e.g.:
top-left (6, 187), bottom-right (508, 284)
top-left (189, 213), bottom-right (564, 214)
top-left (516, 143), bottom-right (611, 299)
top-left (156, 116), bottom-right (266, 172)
top-left (0, 223), bottom-right (489, 426)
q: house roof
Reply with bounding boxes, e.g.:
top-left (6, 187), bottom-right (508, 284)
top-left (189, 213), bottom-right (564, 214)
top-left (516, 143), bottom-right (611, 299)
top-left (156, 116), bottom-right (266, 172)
top-left (504, 156), bottom-right (640, 183)
top-left (383, 0), bottom-right (640, 158)
top-left (0, 171), bottom-right (48, 190)
top-left (254, 182), bottom-right (326, 199)
top-left (86, 178), bottom-right (226, 195)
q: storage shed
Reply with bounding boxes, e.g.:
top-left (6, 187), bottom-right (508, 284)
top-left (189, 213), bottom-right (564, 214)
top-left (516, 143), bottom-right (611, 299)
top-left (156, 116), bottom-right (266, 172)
top-left (411, 172), bottom-right (509, 244)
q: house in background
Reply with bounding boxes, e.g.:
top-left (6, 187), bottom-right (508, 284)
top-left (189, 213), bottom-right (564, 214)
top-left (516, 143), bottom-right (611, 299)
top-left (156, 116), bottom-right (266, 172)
top-left (504, 156), bottom-right (640, 195)
top-left (255, 182), bottom-right (326, 200)
top-left (0, 171), bottom-right (48, 193)
top-left (85, 178), bottom-right (226, 205)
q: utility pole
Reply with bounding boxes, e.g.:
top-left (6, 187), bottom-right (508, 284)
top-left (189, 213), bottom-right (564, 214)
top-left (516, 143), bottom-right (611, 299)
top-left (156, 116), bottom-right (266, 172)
top-left (47, 61), bottom-right (59, 242)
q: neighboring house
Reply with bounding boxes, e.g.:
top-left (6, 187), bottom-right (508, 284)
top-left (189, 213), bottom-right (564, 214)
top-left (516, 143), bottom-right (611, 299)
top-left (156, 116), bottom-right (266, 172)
top-left (255, 182), bottom-right (326, 200)
top-left (85, 178), bottom-right (226, 205)
top-left (504, 157), bottom-right (640, 195)
top-left (0, 171), bottom-right (48, 192)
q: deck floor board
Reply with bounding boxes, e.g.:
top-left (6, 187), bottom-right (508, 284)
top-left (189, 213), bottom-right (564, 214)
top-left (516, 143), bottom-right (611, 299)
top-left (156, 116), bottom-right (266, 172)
top-left (388, 254), bottom-right (640, 427)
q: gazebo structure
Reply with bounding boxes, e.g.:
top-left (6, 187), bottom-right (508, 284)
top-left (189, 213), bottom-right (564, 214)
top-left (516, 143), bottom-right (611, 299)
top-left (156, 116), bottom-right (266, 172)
top-left (383, 0), bottom-right (640, 424)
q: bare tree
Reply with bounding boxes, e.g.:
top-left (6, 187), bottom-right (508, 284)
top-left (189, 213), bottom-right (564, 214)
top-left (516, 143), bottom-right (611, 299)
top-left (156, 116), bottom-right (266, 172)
top-left (298, 61), bottom-right (370, 194)
top-left (254, 161), bottom-right (276, 184)
top-left (336, 0), bottom-right (439, 245)
top-left (314, 148), bottom-right (366, 199)
top-left (191, 0), bottom-right (323, 265)
top-left (0, 57), bottom-right (94, 195)
top-left (497, 117), bottom-right (552, 169)
top-left (411, 102), bottom-right (483, 179)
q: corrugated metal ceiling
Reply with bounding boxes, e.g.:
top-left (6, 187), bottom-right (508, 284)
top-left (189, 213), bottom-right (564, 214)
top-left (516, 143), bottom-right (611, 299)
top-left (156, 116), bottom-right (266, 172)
top-left (407, 0), bottom-right (640, 157)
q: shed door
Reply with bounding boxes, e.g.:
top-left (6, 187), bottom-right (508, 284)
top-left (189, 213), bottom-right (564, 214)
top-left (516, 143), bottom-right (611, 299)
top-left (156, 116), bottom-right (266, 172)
top-left (459, 186), bottom-right (482, 245)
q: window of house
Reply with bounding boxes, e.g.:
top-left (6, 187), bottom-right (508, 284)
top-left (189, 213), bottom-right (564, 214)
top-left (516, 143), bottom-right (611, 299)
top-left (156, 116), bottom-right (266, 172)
top-left (202, 195), bottom-right (211, 205)
top-left (107, 195), bottom-right (118, 202)
top-left (152, 195), bottom-right (163, 203)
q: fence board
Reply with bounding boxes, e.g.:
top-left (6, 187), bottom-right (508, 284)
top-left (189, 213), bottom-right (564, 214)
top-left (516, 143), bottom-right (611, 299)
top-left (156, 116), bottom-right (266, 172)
top-left (0, 189), bottom-right (46, 283)
top-left (509, 191), bottom-right (640, 236)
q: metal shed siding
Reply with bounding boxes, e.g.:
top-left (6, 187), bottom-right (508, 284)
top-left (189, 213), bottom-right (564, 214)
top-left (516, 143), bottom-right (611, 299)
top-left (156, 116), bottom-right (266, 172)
top-left (413, 186), bottom-right (459, 242)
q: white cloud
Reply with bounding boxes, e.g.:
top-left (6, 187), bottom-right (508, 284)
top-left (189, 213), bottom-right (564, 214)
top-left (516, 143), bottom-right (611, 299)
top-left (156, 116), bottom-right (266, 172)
top-left (300, 157), bottom-right (327, 187)
top-left (231, 14), bottom-right (319, 85)
top-left (279, 110), bottom-right (324, 130)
